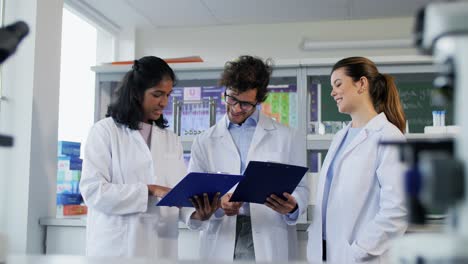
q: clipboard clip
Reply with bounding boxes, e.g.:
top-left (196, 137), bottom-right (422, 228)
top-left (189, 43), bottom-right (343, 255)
top-left (264, 160), bottom-right (290, 168)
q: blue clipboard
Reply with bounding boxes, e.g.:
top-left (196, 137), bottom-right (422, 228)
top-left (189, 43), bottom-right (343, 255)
top-left (157, 172), bottom-right (243, 207)
top-left (229, 161), bottom-right (308, 204)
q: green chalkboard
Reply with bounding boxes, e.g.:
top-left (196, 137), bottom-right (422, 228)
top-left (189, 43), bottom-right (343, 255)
top-left (318, 73), bottom-right (454, 133)
top-left (320, 82), bottom-right (351, 123)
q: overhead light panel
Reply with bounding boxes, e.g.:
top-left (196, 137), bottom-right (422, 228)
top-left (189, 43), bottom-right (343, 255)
top-left (301, 38), bottom-right (414, 51)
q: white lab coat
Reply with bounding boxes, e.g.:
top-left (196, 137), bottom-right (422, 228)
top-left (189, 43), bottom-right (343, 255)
top-left (307, 113), bottom-right (408, 263)
top-left (187, 113), bottom-right (309, 262)
top-left (80, 117), bottom-right (189, 258)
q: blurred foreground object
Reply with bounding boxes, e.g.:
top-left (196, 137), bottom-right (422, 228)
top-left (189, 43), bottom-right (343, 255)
top-left (388, 2), bottom-right (468, 263)
top-left (0, 21), bottom-right (29, 64)
top-left (0, 20), bottom-right (29, 147)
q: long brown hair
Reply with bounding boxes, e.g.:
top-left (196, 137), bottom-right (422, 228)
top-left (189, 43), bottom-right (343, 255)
top-left (332, 57), bottom-right (406, 133)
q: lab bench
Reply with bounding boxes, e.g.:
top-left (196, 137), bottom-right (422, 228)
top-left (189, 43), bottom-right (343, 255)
top-left (39, 215), bottom-right (442, 260)
top-left (38, 217), bottom-right (311, 259)
top-left (6, 255), bottom-right (312, 264)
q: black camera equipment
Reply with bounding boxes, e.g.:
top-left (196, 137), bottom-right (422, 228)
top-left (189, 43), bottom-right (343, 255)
top-left (0, 21), bottom-right (29, 147)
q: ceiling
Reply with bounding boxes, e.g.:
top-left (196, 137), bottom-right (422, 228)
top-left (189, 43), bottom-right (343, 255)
top-left (72, 0), bottom-right (437, 31)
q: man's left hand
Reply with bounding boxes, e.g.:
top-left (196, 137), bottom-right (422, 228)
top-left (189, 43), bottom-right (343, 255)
top-left (265, 192), bottom-right (298, 215)
top-left (190, 192), bottom-right (220, 221)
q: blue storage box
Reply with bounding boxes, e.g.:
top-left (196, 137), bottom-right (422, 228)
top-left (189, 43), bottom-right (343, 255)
top-left (57, 141), bottom-right (81, 157)
top-left (57, 156), bottom-right (82, 171)
top-left (56, 193), bottom-right (83, 205)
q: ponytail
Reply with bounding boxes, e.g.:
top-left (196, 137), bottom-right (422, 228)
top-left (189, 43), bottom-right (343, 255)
top-left (373, 74), bottom-right (406, 133)
top-left (332, 57), bottom-right (406, 133)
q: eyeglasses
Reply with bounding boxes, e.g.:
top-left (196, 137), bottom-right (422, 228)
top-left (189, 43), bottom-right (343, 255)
top-left (224, 93), bottom-right (257, 111)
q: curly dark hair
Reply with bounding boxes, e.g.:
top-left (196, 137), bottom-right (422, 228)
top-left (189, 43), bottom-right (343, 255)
top-left (106, 56), bottom-right (176, 130)
top-left (219, 55), bottom-right (273, 103)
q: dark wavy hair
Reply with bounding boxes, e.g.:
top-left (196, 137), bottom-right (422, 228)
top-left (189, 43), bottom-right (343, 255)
top-left (332, 56), bottom-right (406, 133)
top-left (219, 55), bottom-right (273, 103)
top-left (106, 56), bottom-right (176, 130)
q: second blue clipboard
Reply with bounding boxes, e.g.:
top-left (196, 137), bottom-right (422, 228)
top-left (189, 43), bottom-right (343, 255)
top-left (157, 172), bottom-right (243, 207)
top-left (229, 161), bottom-right (308, 204)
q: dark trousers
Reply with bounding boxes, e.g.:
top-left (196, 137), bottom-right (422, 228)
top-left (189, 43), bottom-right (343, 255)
top-left (322, 240), bottom-right (327, 261)
top-left (234, 215), bottom-right (255, 261)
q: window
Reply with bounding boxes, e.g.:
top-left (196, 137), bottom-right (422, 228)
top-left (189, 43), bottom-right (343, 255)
top-left (58, 8), bottom-right (97, 154)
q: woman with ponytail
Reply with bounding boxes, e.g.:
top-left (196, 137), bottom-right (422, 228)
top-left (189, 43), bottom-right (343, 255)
top-left (80, 56), bottom-right (218, 258)
top-left (307, 57), bottom-right (408, 263)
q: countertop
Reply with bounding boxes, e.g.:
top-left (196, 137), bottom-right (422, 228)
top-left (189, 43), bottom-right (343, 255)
top-left (39, 217), bottom-right (311, 231)
top-left (6, 255), bottom-right (314, 264)
top-left (39, 217), bottom-right (445, 233)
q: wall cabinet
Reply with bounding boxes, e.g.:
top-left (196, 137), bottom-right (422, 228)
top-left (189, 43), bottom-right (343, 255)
top-left (93, 56), bottom-right (443, 207)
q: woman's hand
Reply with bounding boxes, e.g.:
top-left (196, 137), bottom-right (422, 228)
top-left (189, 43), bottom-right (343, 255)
top-left (190, 192), bottom-right (221, 221)
top-left (147, 185), bottom-right (171, 198)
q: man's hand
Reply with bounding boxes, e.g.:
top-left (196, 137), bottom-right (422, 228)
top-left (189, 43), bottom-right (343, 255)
top-left (190, 192), bottom-right (221, 221)
top-left (265, 192), bottom-right (298, 215)
top-left (147, 185), bottom-right (171, 198)
top-left (220, 193), bottom-right (243, 216)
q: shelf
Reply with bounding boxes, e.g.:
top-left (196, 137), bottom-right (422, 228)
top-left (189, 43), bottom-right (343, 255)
top-left (405, 133), bottom-right (457, 140)
top-left (40, 217), bottom-right (191, 229)
top-left (39, 217), bottom-right (86, 227)
top-left (39, 217), bottom-right (312, 231)
top-left (180, 133), bottom-right (457, 152)
top-left (182, 133), bottom-right (457, 152)
top-left (306, 134), bottom-right (334, 150)
top-left (306, 133), bottom-right (456, 150)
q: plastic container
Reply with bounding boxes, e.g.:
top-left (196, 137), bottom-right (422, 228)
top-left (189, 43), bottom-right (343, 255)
top-left (432, 110), bottom-right (440, 126)
top-left (440, 110), bottom-right (446, 126)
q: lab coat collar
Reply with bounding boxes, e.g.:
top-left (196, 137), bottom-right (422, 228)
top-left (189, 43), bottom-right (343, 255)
top-left (129, 125), bottom-right (152, 162)
top-left (337, 112), bottom-right (387, 139)
top-left (362, 112), bottom-right (388, 132)
top-left (257, 111), bottom-right (277, 131)
top-left (130, 123), bottom-right (166, 158)
top-left (152, 124), bottom-right (165, 133)
top-left (247, 112), bottom-right (277, 156)
top-left (225, 108), bottom-right (259, 129)
top-left (211, 111), bottom-right (276, 138)
top-left (317, 112), bottom-right (390, 215)
top-left (340, 112), bottom-right (388, 157)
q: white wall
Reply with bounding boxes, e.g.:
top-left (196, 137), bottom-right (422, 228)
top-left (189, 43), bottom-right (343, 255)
top-left (0, 0), bottom-right (63, 254)
top-left (96, 31), bottom-right (115, 64)
top-left (63, 1), bottom-right (117, 64)
top-left (115, 27), bottom-right (136, 61)
top-left (136, 17), bottom-right (416, 62)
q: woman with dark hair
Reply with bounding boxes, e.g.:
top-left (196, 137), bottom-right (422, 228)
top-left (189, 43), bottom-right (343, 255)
top-left (307, 57), bottom-right (408, 263)
top-left (80, 56), bottom-right (218, 259)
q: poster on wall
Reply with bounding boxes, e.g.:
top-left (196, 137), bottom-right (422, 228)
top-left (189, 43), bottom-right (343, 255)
top-left (260, 84), bottom-right (298, 128)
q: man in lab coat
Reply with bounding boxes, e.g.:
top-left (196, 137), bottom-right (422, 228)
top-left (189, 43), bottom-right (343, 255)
top-left (187, 55), bottom-right (309, 262)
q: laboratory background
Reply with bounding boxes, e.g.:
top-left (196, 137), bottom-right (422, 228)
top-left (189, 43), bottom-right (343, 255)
top-left (1, 0), bottom-right (467, 263)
